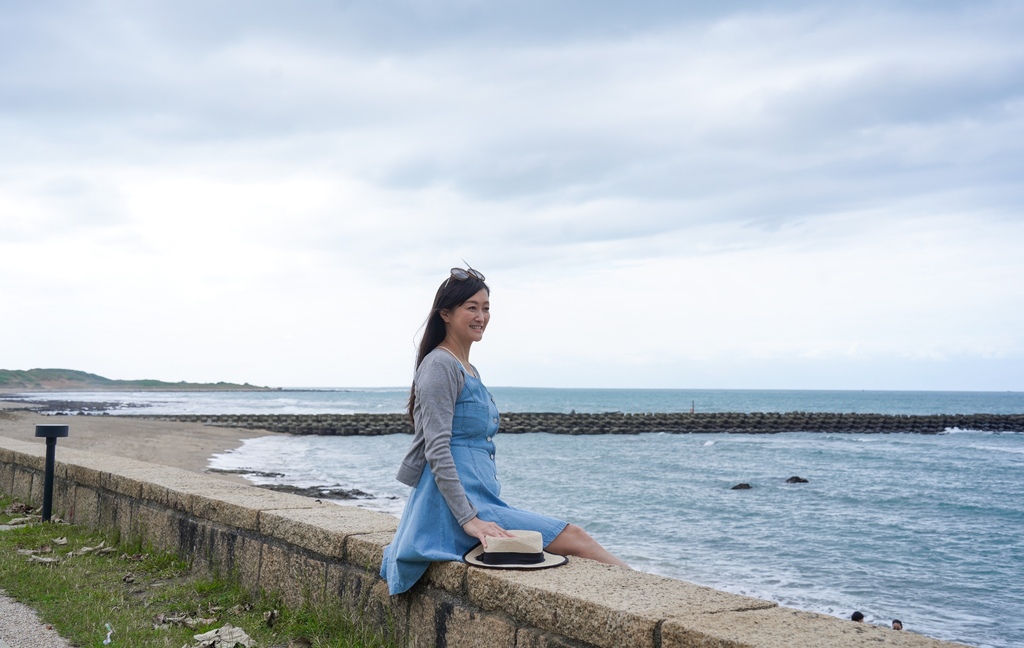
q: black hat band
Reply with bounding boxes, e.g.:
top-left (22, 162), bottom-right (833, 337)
top-left (481, 551), bottom-right (545, 566)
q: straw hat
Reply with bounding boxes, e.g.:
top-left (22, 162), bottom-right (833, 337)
top-left (463, 530), bottom-right (568, 570)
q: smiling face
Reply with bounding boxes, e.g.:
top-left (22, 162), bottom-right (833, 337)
top-left (440, 288), bottom-right (490, 347)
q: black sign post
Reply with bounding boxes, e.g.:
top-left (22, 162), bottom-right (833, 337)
top-left (34, 424), bottom-right (69, 522)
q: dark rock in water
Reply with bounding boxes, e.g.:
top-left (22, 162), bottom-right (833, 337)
top-left (259, 484), bottom-right (373, 500)
top-left (785, 476), bottom-right (809, 483)
top-left (731, 483), bottom-right (752, 490)
top-left (209, 468), bottom-right (285, 479)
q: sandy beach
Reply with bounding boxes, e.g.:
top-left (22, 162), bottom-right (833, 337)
top-left (0, 402), bottom-right (271, 483)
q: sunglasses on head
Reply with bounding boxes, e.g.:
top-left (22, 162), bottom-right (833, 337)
top-left (443, 266), bottom-right (485, 291)
top-left (449, 266), bottom-right (485, 282)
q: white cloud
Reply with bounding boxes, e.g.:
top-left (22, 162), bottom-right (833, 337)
top-left (1, 1), bottom-right (1022, 390)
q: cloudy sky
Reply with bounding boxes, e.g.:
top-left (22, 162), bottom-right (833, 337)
top-left (2, 1), bottom-right (1022, 391)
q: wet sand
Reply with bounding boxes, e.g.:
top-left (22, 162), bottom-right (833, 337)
top-left (0, 403), bottom-right (271, 483)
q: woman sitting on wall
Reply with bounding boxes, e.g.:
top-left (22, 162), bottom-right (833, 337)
top-left (380, 266), bottom-right (628, 595)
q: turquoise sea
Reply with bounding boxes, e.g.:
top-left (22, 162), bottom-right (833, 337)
top-left (11, 388), bottom-right (1024, 647)
top-left (11, 386), bottom-right (1024, 416)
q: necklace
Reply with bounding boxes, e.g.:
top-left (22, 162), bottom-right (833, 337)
top-left (437, 346), bottom-right (475, 377)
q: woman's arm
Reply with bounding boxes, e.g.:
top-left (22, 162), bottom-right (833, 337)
top-left (415, 354), bottom-right (478, 526)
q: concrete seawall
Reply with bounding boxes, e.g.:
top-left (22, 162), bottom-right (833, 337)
top-left (134, 411), bottom-right (1024, 436)
top-left (1, 436), bottom-right (971, 648)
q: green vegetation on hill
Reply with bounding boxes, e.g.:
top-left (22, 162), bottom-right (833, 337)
top-left (0, 368), bottom-right (274, 391)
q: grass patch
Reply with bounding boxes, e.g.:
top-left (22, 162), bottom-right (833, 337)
top-left (0, 495), bottom-right (395, 647)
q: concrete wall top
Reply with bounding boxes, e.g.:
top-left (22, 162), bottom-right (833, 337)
top-left (0, 435), bottom-right (970, 648)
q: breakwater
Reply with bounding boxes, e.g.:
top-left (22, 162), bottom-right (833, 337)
top-left (139, 411), bottom-right (1024, 435)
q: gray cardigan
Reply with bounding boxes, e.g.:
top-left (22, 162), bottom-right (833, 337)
top-left (396, 349), bottom-right (479, 526)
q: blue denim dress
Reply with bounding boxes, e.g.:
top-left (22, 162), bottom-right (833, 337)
top-left (380, 366), bottom-right (567, 595)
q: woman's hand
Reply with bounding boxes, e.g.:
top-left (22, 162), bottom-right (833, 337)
top-left (462, 517), bottom-right (512, 548)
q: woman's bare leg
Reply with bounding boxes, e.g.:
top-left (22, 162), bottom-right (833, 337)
top-left (546, 524), bottom-right (630, 568)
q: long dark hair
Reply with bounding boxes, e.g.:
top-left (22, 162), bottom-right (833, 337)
top-left (407, 272), bottom-right (490, 421)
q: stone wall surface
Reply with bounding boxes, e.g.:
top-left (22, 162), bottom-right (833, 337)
top-left (130, 411), bottom-right (1024, 436)
top-left (0, 436), bottom-right (971, 648)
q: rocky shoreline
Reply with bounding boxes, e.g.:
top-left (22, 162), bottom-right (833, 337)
top-left (127, 411), bottom-right (1024, 435)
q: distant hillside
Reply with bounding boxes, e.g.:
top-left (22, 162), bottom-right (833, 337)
top-left (0, 368), bottom-right (274, 392)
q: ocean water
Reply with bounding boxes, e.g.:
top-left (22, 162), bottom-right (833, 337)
top-left (209, 430), bottom-right (1024, 648)
top-left (10, 386), bottom-right (1024, 416)
top-left (11, 388), bottom-right (1024, 647)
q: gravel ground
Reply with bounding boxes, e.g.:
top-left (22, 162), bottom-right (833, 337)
top-left (0, 590), bottom-right (74, 648)
top-left (0, 522), bottom-right (75, 648)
